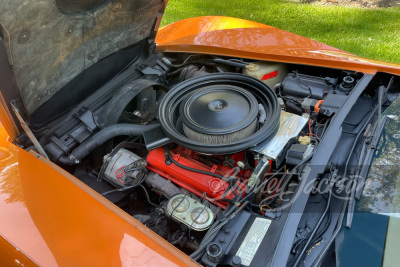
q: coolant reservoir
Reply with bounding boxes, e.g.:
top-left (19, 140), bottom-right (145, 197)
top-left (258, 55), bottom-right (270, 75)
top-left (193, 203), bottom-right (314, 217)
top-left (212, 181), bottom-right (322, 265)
top-left (243, 61), bottom-right (288, 88)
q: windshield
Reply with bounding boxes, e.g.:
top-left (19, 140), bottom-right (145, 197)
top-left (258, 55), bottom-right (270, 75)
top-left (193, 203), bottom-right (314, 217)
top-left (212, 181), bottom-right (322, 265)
top-left (358, 95), bottom-right (400, 216)
top-left (357, 95), bottom-right (400, 267)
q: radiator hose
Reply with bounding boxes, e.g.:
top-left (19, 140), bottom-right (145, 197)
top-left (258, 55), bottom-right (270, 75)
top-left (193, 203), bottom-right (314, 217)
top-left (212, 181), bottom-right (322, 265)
top-left (58, 123), bottom-right (158, 165)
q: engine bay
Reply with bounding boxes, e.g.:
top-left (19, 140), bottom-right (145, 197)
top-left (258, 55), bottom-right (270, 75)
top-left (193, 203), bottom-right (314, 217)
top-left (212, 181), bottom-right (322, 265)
top-left (18, 48), bottom-right (398, 266)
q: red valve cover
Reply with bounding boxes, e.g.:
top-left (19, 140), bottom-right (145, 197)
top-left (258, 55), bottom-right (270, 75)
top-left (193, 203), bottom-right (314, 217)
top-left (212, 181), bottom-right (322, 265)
top-left (146, 147), bottom-right (249, 209)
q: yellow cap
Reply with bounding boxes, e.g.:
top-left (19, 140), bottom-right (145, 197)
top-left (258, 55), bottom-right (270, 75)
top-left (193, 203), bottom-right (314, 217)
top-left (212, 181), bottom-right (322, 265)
top-left (298, 136), bottom-right (311, 145)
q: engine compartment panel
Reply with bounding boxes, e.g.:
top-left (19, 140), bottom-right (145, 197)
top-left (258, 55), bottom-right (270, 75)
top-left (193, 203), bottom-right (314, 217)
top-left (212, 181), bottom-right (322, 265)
top-left (15, 50), bottom-right (396, 267)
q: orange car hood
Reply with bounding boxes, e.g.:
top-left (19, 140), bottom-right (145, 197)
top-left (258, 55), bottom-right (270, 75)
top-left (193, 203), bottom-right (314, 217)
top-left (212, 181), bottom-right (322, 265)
top-left (156, 16), bottom-right (400, 75)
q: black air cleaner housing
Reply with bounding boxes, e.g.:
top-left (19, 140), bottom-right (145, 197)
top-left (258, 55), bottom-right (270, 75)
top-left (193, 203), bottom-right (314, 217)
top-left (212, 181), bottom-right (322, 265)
top-left (159, 73), bottom-right (280, 154)
top-left (180, 85), bottom-right (259, 144)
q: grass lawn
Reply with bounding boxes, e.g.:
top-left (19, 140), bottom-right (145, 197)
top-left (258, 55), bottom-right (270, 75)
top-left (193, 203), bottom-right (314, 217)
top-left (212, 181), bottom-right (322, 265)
top-left (161, 0), bottom-right (400, 64)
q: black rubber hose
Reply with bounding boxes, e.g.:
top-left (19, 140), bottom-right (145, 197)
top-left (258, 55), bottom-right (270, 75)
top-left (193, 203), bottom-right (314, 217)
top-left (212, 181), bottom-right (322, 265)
top-left (58, 123), bottom-right (158, 165)
top-left (165, 148), bottom-right (242, 203)
top-left (165, 147), bottom-right (225, 179)
top-left (286, 101), bottom-right (304, 115)
top-left (101, 79), bottom-right (167, 126)
top-left (208, 58), bottom-right (248, 68)
top-left (293, 190), bottom-right (332, 267)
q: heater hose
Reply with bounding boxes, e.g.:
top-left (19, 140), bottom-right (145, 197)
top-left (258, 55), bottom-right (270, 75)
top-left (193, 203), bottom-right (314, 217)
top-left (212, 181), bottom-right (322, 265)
top-left (58, 123), bottom-right (158, 165)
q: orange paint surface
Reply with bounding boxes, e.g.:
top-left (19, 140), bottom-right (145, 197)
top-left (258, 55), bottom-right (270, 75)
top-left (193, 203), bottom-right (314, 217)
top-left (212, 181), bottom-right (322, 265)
top-left (156, 16), bottom-right (400, 75)
top-left (0, 122), bottom-right (195, 266)
top-left (2, 15), bottom-right (400, 265)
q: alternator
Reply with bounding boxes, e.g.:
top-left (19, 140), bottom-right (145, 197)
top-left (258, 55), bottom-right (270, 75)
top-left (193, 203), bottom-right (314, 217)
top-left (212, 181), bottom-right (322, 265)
top-left (103, 148), bottom-right (147, 187)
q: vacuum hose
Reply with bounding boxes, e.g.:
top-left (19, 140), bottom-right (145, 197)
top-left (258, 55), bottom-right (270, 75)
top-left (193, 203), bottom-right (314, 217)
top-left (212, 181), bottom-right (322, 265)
top-left (58, 123), bottom-right (158, 165)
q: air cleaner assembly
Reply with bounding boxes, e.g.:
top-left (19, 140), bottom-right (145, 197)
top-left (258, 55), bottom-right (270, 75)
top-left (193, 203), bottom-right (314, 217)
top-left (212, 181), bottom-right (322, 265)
top-left (180, 85), bottom-right (259, 144)
top-left (159, 73), bottom-right (280, 154)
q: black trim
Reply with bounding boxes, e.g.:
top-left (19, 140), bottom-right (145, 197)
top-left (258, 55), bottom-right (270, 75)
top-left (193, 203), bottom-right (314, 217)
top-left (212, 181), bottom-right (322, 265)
top-left (269, 73), bottom-right (374, 267)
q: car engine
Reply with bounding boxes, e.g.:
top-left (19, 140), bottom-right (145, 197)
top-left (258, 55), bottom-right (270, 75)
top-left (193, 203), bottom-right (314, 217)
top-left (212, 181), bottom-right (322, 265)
top-left (27, 51), bottom-right (372, 266)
